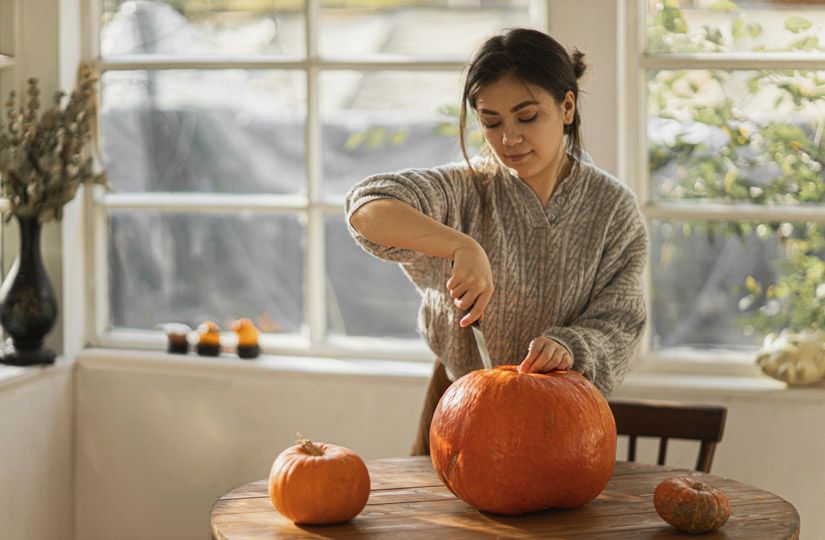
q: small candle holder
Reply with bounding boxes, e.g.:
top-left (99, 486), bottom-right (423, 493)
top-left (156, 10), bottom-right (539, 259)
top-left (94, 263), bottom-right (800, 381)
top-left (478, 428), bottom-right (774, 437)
top-left (163, 323), bottom-right (191, 354)
top-left (196, 321), bottom-right (222, 356)
top-left (232, 318), bottom-right (260, 359)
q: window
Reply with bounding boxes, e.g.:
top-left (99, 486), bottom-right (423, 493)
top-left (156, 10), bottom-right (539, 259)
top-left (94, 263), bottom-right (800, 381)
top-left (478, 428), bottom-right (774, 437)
top-left (93, 0), bottom-right (544, 357)
top-left (635, 0), bottom-right (825, 365)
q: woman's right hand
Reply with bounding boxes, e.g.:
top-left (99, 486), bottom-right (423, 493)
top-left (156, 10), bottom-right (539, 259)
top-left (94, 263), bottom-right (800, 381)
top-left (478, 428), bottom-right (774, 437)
top-left (447, 240), bottom-right (494, 327)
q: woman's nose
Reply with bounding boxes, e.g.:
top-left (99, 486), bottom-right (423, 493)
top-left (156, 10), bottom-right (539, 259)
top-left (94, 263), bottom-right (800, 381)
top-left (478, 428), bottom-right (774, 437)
top-left (502, 128), bottom-right (522, 146)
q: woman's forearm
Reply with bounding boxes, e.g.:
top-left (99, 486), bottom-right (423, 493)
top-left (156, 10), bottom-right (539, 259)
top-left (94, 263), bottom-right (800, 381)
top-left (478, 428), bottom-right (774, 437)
top-left (349, 199), bottom-right (476, 260)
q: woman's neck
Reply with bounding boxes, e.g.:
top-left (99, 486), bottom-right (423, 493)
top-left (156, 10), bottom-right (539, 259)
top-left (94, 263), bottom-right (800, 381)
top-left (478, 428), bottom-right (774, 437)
top-left (522, 153), bottom-right (572, 207)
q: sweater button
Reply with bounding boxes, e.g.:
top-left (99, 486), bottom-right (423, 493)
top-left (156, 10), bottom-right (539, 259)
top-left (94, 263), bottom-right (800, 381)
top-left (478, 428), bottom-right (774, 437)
top-left (557, 195), bottom-right (566, 204)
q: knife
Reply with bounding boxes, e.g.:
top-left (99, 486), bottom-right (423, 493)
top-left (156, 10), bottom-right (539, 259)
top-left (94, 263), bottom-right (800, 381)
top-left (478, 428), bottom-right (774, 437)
top-left (469, 318), bottom-right (493, 371)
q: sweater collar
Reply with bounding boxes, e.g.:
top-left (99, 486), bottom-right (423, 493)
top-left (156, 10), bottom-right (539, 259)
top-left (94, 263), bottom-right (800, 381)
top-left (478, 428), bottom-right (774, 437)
top-left (508, 156), bottom-right (587, 229)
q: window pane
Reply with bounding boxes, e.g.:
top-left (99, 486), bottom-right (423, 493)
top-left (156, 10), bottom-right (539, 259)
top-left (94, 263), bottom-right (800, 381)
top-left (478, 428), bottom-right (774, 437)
top-left (325, 215), bottom-right (420, 339)
top-left (321, 71), bottom-right (465, 200)
top-left (651, 219), bottom-right (825, 351)
top-left (101, 1), bottom-right (304, 56)
top-left (647, 0), bottom-right (825, 54)
top-left (320, 0), bottom-right (533, 58)
top-left (100, 70), bottom-right (306, 194)
top-left (648, 69), bottom-right (825, 204)
top-left (109, 211), bottom-right (304, 334)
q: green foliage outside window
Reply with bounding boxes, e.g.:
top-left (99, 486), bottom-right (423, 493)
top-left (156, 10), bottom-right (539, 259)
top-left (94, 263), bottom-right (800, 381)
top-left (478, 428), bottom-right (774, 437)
top-left (648, 1), bottom-right (825, 337)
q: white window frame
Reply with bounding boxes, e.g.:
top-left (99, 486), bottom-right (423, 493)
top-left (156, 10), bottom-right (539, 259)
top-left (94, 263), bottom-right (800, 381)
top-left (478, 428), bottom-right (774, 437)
top-left (621, 0), bottom-right (825, 377)
top-left (81, 0), bottom-right (549, 361)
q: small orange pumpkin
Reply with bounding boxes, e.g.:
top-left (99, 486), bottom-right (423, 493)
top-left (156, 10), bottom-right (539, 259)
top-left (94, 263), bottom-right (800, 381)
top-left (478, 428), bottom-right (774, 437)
top-left (654, 477), bottom-right (731, 533)
top-left (268, 433), bottom-right (370, 525)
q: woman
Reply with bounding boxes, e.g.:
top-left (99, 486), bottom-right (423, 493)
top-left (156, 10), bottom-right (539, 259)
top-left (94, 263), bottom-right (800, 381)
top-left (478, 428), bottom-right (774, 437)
top-left (345, 28), bottom-right (648, 456)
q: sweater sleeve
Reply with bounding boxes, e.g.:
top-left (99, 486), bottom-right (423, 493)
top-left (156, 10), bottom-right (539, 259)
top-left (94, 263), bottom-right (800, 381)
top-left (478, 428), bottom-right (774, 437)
top-left (344, 165), bottom-right (466, 263)
top-left (543, 193), bottom-right (649, 396)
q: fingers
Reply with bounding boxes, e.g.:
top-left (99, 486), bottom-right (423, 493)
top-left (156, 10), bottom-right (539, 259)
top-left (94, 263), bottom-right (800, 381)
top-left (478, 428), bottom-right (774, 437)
top-left (519, 339), bottom-right (573, 374)
top-left (454, 290), bottom-right (479, 311)
top-left (459, 288), bottom-right (493, 327)
top-left (448, 242), bottom-right (494, 325)
top-left (546, 347), bottom-right (566, 370)
top-left (449, 282), bottom-right (470, 300)
top-left (558, 350), bottom-right (573, 370)
top-left (518, 340), bottom-right (543, 374)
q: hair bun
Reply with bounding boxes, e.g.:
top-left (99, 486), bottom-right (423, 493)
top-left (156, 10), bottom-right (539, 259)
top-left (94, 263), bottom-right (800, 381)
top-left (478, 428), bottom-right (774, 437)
top-left (571, 48), bottom-right (587, 79)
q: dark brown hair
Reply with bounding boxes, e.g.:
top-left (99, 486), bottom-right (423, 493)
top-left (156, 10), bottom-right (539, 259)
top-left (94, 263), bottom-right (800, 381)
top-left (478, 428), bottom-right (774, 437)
top-left (459, 28), bottom-right (587, 178)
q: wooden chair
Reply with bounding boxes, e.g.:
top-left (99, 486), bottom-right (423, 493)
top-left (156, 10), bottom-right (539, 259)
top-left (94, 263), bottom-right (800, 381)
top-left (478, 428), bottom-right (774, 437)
top-left (607, 398), bottom-right (727, 473)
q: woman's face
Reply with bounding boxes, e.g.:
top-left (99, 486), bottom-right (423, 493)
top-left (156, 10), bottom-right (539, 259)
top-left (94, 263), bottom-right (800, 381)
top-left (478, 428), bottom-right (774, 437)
top-left (475, 75), bottom-right (575, 186)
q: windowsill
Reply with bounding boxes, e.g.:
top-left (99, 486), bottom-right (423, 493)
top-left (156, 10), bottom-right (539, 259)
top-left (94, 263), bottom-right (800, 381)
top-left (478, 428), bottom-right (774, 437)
top-left (0, 357), bottom-right (74, 392)
top-left (76, 347), bottom-right (434, 381)
top-left (70, 347), bottom-right (825, 404)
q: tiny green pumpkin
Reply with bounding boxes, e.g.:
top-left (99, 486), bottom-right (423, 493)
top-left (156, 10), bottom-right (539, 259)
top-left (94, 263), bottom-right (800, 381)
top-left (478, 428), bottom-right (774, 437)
top-left (654, 476), bottom-right (731, 533)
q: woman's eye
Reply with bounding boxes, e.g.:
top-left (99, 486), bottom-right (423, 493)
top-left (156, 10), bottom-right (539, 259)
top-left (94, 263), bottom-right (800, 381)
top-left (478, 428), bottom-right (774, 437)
top-left (519, 114), bottom-right (538, 123)
top-left (483, 122), bottom-right (501, 129)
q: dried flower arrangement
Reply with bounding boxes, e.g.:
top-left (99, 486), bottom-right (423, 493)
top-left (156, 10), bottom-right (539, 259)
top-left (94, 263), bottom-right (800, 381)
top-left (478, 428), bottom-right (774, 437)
top-left (0, 63), bottom-right (108, 222)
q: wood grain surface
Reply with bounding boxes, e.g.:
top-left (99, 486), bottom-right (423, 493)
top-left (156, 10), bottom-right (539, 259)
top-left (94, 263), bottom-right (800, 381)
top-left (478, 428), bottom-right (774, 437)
top-left (211, 457), bottom-right (799, 539)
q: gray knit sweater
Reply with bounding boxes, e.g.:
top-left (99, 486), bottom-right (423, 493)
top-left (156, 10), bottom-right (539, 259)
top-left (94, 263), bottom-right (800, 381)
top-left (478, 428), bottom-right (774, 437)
top-left (345, 158), bottom-right (648, 396)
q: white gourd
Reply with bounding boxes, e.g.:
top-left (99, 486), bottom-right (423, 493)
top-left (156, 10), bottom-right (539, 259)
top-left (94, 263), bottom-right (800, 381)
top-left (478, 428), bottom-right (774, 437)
top-left (755, 329), bottom-right (825, 386)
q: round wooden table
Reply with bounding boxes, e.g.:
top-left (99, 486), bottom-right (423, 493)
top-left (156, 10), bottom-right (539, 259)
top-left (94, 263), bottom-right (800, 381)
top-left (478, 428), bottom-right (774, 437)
top-left (211, 456), bottom-right (800, 539)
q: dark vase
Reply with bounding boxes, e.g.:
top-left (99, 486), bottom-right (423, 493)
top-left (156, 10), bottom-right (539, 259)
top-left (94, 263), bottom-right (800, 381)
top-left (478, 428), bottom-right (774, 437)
top-left (0, 216), bottom-right (57, 365)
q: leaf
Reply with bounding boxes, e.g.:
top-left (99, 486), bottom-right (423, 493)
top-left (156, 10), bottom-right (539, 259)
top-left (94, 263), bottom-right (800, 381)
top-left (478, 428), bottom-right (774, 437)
top-left (785, 16), bottom-right (813, 34)
top-left (789, 36), bottom-right (819, 52)
top-left (389, 129), bottom-right (408, 146)
top-left (343, 131), bottom-right (366, 151)
top-left (732, 18), bottom-right (745, 41)
top-left (748, 22), bottom-right (763, 39)
top-left (710, 0), bottom-right (738, 13)
top-left (745, 275), bottom-right (762, 294)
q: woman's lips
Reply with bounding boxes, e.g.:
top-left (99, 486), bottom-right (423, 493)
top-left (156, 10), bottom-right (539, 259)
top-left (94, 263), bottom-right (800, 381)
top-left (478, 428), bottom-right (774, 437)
top-left (506, 151), bottom-right (532, 163)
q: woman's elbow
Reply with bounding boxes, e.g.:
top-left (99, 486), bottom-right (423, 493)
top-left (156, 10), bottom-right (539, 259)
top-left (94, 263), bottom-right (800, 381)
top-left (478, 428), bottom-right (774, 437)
top-left (349, 206), bottom-right (368, 234)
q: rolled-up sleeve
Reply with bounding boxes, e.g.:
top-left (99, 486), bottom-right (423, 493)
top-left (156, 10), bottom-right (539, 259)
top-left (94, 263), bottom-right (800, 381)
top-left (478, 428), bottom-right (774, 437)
top-left (344, 165), bottom-right (465, 263)
top-left (542, 194), bottom-right (649, 396)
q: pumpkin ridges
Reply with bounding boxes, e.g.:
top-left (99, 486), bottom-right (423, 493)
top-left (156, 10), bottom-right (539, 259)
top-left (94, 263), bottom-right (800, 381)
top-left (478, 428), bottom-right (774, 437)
top-left (430, 366), bottom-right (616, 515)
top-left (268, 438), bottom-right (371, 525)
top-left (654, 477), bottom-right (730, 533)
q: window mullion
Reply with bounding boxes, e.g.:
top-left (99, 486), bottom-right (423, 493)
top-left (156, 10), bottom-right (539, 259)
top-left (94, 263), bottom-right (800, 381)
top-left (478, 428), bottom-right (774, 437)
top-left (305, 0), bottom-right (326, 345)
top-left (643, 52), bottom-right (825, 71)
top-left (85, 0), bottom-right (101, 59)
top-left (632, 0), bottom-right (653, 362)
top-left (99, 193), bottom-right (309, 212)
top-left (95, 57), bottom-right (467, 71)
top-left (645, 202), bottom-right (825, 223)
top-left (93, 188), bottom-right (110, 343)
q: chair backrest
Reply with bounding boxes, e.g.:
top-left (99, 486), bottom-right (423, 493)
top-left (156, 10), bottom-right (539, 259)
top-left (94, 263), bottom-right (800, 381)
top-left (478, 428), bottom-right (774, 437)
top-left (607, 398), bottom-right (727, 473)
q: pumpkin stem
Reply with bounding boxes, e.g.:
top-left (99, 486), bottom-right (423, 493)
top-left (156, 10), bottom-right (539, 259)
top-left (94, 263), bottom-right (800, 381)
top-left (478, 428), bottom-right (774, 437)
top-left (296, 432), bottom-right (324, 456)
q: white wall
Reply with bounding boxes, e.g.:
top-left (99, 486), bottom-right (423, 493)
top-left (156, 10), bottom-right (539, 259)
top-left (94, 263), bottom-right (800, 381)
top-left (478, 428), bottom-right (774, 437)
top-left (549, 0), bottom-right (618, 175)
top-left (74, 351), bottom-right (429, 540)
top-left (0, 364), bottom-right (74, 540)
top-left (74, 350), bottom-right (820, 540)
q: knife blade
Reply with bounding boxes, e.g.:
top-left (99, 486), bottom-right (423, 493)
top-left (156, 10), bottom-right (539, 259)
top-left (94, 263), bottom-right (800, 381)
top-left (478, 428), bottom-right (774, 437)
top-left (469, 319), bottom-right (493, 371)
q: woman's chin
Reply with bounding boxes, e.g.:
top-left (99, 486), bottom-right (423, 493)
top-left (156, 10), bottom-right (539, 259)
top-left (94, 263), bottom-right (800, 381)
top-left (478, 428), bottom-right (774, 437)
top-left (506, 164), bottom-right (533, 179)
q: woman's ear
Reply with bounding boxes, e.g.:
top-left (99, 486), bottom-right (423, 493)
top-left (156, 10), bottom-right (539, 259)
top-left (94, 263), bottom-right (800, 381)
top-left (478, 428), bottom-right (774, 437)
top-left (562, 90), bottom-right (576, 125)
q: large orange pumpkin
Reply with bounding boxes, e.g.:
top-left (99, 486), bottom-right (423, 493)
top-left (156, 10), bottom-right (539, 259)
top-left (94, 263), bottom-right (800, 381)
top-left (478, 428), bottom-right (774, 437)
top-left (654, 477), bottom-right (730, 533)
top-left (268, 434), bottom-right (371, 525)
top-left (429, 366), bottom-right (616, 515)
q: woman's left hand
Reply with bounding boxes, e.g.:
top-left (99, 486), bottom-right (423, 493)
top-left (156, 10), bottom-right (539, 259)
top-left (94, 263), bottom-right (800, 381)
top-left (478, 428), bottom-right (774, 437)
top-left (518, 337), bottom-right (573, 374)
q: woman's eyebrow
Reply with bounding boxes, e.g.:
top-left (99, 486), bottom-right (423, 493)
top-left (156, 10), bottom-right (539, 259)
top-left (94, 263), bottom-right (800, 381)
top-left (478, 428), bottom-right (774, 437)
top-left (478, 100), bottom-right (539, 116)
